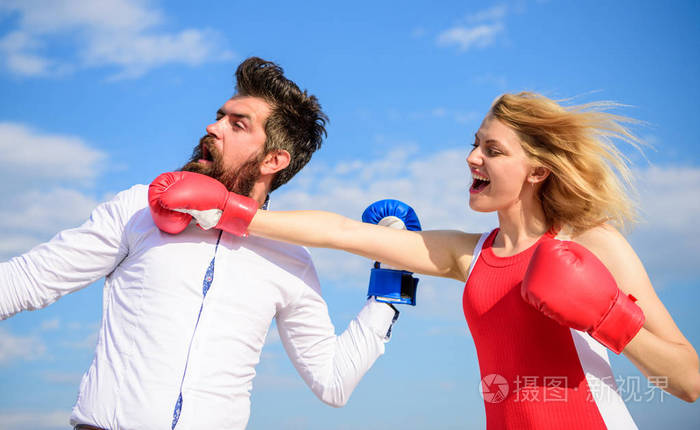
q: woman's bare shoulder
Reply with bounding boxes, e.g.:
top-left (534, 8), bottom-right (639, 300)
top-left (570, 224), bottom-right (648, 293)
top-left (570, 223), bottom-right (629, 257)
top-left (436, 230), bottom-right (490, 282)
top-left (438, 230), bottom-right (488, 252)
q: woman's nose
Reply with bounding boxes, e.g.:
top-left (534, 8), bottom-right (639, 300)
top-left (466, 148), bottom-right (481, 166)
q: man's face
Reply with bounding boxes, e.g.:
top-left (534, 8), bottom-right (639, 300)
top-left (182, 96), bottom-right (272, 196)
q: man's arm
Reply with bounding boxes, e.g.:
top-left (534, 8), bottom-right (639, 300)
top-left (275, 264), bottom-right (397, 407)
top-left (0, 186), bottom-right (139, 319)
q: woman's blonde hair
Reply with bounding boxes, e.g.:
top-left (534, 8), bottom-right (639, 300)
top-left (490, 92), bottom-right (644, 234)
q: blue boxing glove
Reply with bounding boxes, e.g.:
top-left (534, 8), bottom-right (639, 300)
top-left (362, 199), bottom-right (422, 306)
top-left (362, 199), bottom-right (422, 232)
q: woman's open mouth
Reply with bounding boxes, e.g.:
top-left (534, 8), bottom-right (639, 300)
top-left (470, 171), bottom-right (490, 194)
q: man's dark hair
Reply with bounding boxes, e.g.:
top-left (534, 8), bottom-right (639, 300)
top-left (235, 57), bottom-right (328, 192)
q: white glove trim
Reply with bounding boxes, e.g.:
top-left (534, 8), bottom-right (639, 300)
top-left (173, 208), bottom-right (223, 230)
top-left (377, 216), bottom-right (406, 230)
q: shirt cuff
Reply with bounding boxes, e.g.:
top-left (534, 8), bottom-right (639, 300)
top-left (357, 298), bottom-right (400, 342)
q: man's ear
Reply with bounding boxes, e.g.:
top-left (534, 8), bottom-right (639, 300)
top-left (260, 149), bottom-right (291, 175)
top-left (528, 165), bottom-right (550, 184)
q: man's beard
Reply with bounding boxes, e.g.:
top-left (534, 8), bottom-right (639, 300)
top-left (180, 135), bottom-right (264, 197)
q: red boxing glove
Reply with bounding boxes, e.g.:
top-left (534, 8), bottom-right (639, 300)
top-left (148, 171), bottom-right (258, 236)
top-left (521, 239), bottom-right (645, 354)
top-left (148, 172), bottom-right (192, 234)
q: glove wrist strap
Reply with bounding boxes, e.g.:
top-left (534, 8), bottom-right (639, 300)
top-left (590, 290), bottom-right (645, 354)
top-left (216, 193), bottom-right (258, 237)
top-left (367, 265), bottom-right (418, 306)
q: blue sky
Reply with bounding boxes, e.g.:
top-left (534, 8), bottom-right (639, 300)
top-left (1, 0), bottom-right (699, 428)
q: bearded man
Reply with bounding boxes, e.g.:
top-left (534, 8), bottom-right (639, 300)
top-left (0, 57), bottom-right (399, 430)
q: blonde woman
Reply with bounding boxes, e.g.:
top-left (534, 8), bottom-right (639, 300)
top-left (152, 92), bottom-right (700, 429)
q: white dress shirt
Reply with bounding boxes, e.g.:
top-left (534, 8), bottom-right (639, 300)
top-left (0, 184), bottom-right (397, 430)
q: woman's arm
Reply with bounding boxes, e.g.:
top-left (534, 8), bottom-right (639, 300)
top-left (249, 210), bottom-right (479, 281)
top-left (575, 225), bottom-right (700, 402)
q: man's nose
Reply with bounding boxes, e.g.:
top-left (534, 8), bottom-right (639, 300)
top-left (206, 121), bottom-right (220, 138)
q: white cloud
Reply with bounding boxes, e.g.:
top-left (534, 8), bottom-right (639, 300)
top-left (436, 5), bottom-right (508, 53)
top-left (3, 0), bottom-right (161, 33)
top-left (0, 122), bottom-right (106, 183)
top-left (0, 123), bottom-right (106, 258)
top-left (0, 30), bottom-right (51, 76)
top-left (40, 318), bottom-right (61, 331)
top-left (66, 321), bottom-right (100, 331)
top-left (0, 0), bottom-right (233, 79)
top-left (467, 5), bottom-right (509, 23)
top-left (0, 235), bottom-right (43, 256)
top-left (0, 410), bottom-right (69, 430)
top-left (0, 187), bottom-right (100, 233)
top-left (61, 331), bottom-right (99, 350)
top-left (0, 327), bottom-right (46, 364)
top-left (86, 28), bottom-right (231, 81)
top-left (437, 23), bottom-right (504, 52)
top-left (274, 146), bottom-right (700, 315)
top-left (627, 165), bottom-right (700, 285)
top-left (6, 51), bottom-right (52, 76)
top-left (633, 165), bottom-right (700, 232)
